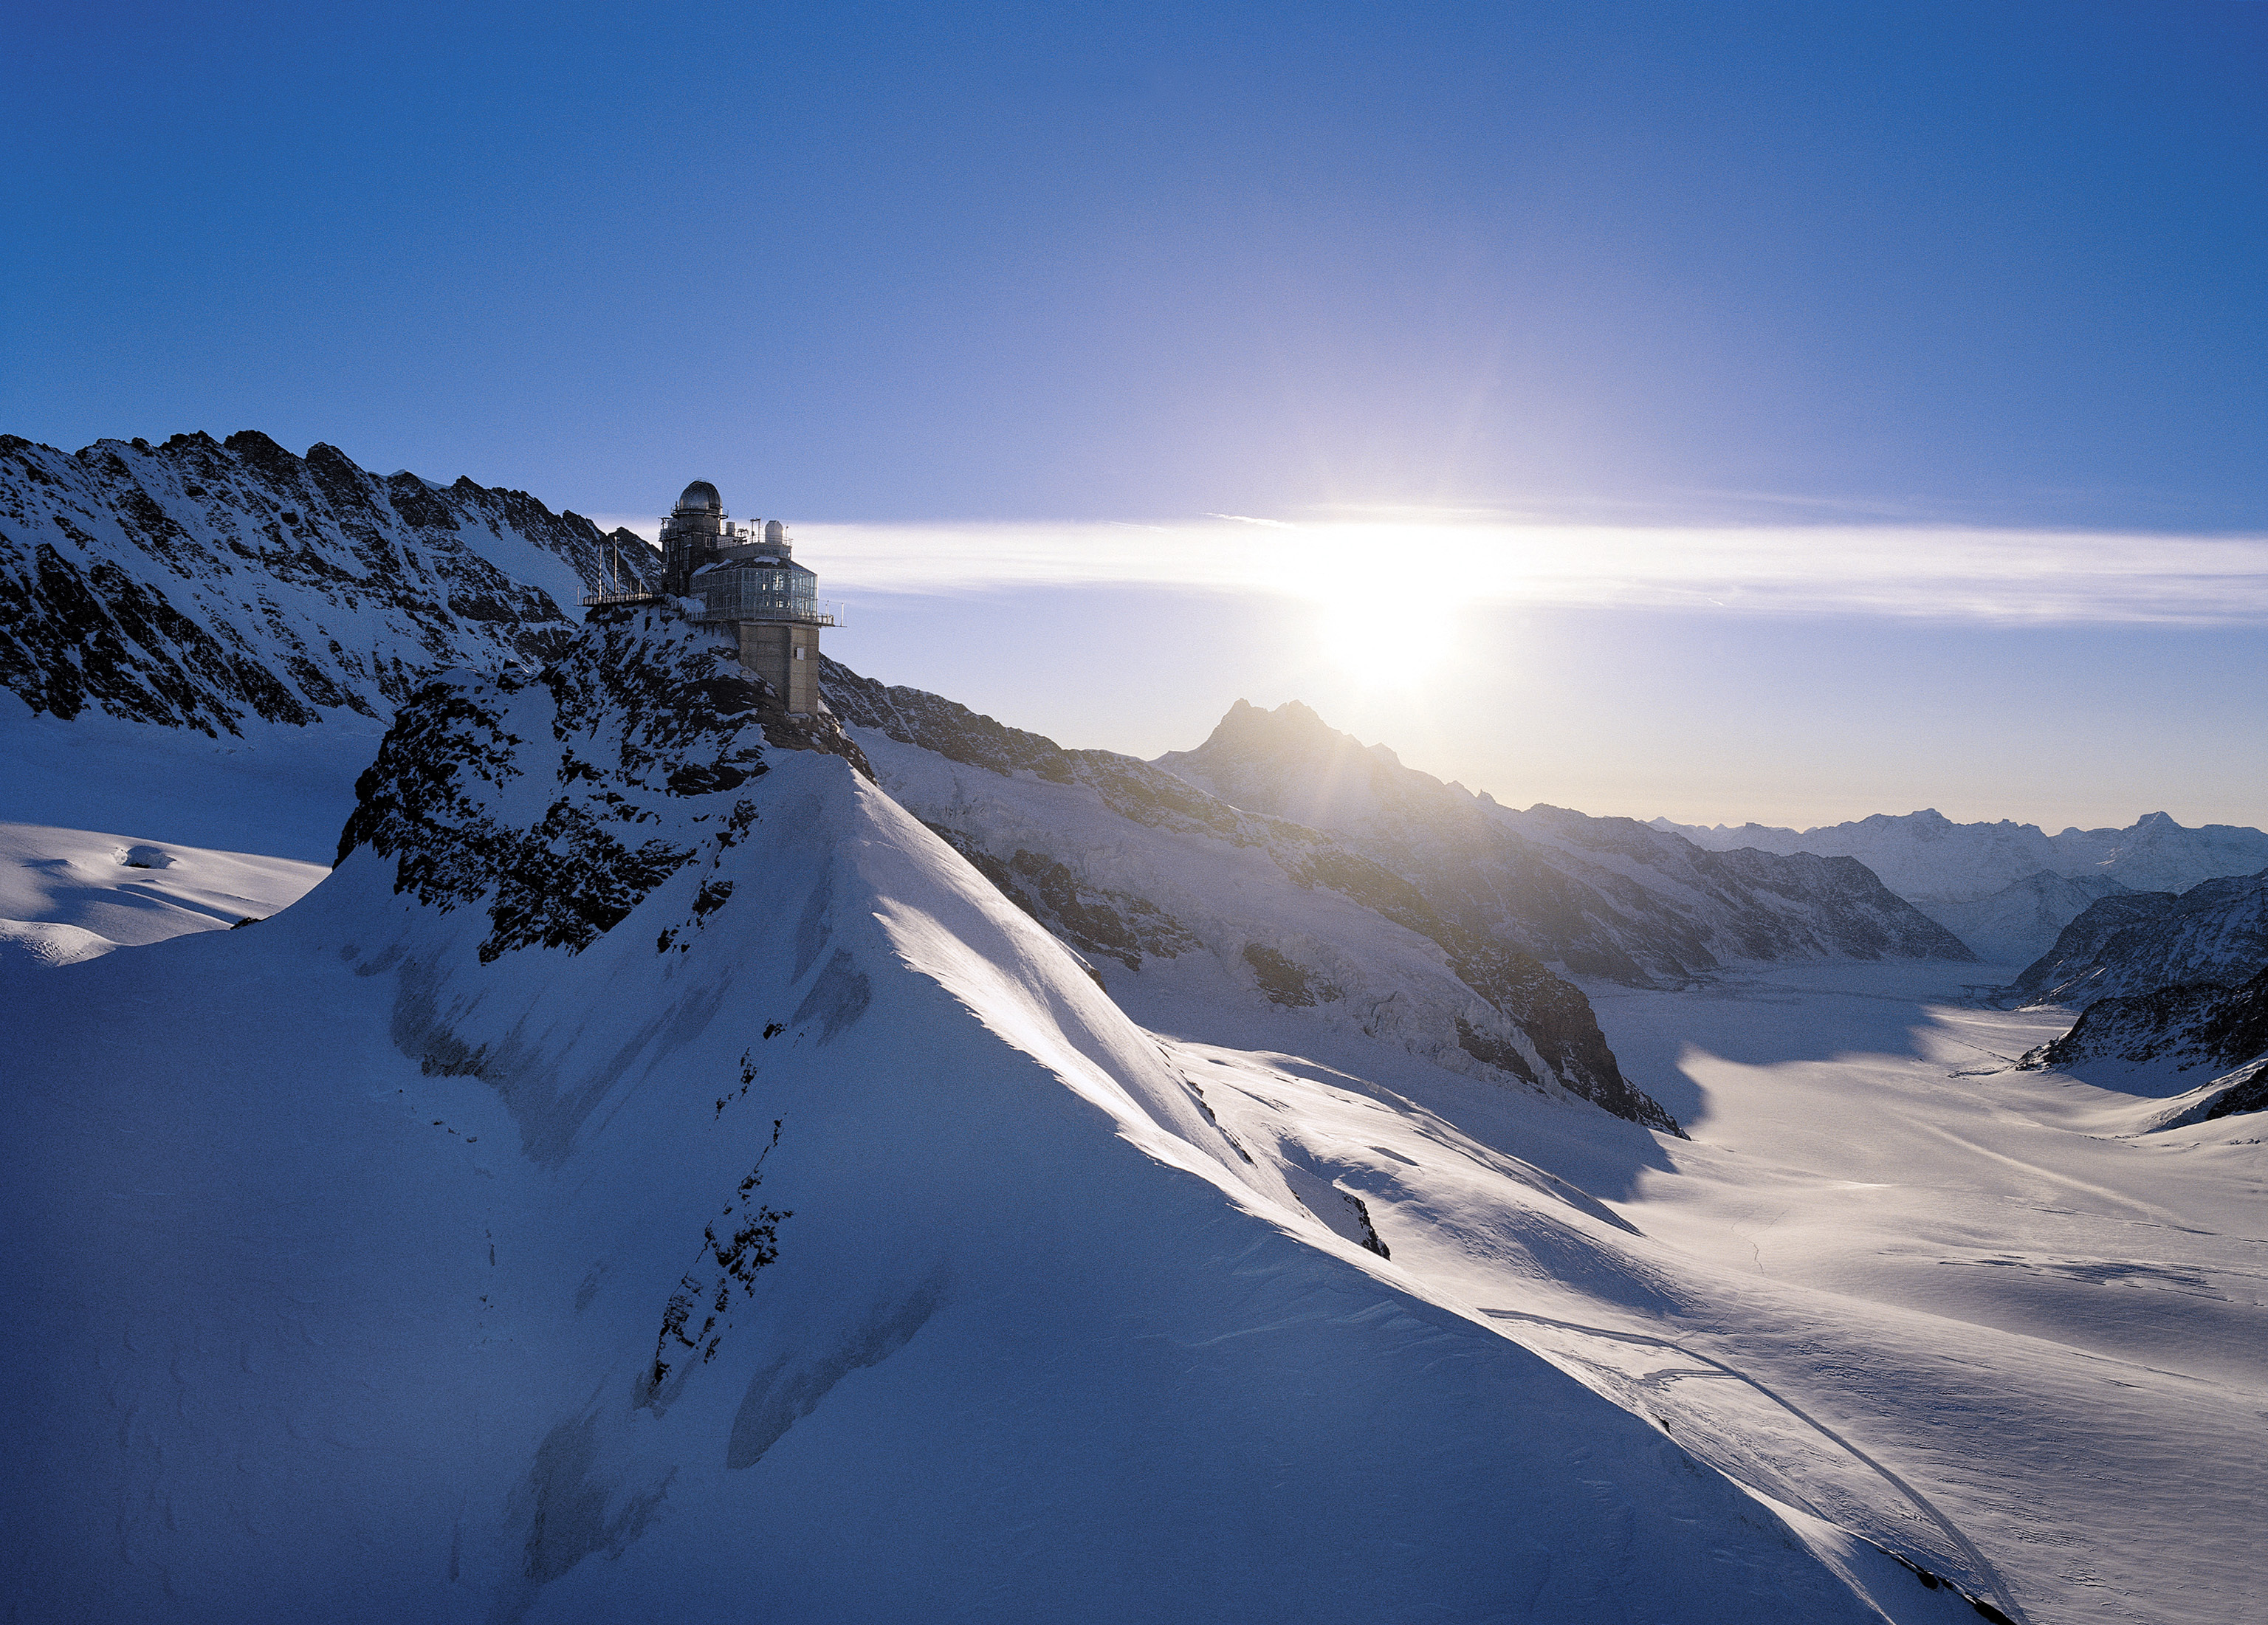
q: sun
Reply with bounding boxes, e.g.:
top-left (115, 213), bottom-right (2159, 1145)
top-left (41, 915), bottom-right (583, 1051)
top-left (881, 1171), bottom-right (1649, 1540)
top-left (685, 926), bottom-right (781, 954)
top-left (1295, 526), bottom-right (1465, 693)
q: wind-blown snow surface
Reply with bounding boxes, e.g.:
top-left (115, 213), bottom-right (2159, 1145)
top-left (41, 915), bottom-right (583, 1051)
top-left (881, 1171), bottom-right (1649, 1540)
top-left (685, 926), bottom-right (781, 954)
top-left (1571, 963), bottom-right (2264, 1625)
top-left (0, 820), bottom-right (325, 970)
top-left (2, 613), bottom-right (1959, 1625)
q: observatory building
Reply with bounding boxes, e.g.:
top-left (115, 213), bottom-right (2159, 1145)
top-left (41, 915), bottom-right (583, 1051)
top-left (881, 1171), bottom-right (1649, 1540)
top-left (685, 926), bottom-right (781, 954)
top-left (656, 480), bottom-right (834, 716)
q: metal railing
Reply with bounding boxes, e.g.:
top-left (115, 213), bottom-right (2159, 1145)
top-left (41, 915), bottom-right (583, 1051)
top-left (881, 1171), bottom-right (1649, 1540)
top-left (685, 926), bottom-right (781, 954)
top-left (580, 590), bottom-right (662, 608)
top-left (690, 604), bottom-right (836, 627)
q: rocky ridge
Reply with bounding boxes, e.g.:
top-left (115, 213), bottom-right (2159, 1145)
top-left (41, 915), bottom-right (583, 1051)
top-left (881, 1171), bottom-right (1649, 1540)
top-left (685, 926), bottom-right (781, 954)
top-left (2010, 868), bottom-right (2268, 1008)
top-left (0, 430), bottom-right (654, 736)
top-left (2021, 966), bottom-right (2268, 1078)
top-left (1160, 700), bottom-right (1972, 985)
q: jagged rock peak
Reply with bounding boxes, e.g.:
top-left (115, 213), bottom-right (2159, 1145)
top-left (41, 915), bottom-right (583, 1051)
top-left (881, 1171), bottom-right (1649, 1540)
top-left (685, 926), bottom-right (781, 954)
top-left (338, 604), bottom-right (867, 966)
top-left (1201, 697), bottom-right (1405, 768)
top-left (1161, 698), bottom-right (1972, 984)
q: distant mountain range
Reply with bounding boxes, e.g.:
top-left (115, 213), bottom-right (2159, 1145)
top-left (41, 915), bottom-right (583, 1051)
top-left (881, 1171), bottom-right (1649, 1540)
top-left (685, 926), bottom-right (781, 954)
top-left (1654, 808), bottom-right (2268, 964)
top-left (1159, 701), bottom-right (1969, 982)
top-left (1654, 808), bottom-right (2268, 904)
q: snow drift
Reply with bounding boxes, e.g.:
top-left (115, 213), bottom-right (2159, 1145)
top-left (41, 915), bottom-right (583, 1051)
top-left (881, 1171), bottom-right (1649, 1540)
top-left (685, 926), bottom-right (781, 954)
top-left (0, 820), bottom-right (323, 972)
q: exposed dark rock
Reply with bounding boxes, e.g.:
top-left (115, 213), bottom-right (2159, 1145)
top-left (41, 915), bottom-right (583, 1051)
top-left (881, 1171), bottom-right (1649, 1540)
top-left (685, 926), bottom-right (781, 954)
top-left (2011, 868), bottom-right (2268, 1008)
top-left (2023, 964), bottom-right (2268, 1076)
top-left (0, 430), bottom-right (659, 734)
top-left (337, 607), bottom-right (782, 966)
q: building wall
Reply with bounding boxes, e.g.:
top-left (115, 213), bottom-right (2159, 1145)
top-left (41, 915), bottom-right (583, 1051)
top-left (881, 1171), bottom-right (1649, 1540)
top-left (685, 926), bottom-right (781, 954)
top-left (735, 619), bottom-right (822, 714)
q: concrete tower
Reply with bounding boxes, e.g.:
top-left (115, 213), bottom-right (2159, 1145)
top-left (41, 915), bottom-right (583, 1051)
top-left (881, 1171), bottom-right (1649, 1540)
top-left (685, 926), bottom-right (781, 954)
top-left (662, 481), bottom-right (832, 716)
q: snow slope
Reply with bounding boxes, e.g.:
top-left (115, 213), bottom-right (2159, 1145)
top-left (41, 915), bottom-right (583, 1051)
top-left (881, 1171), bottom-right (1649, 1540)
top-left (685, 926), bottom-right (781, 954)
top-left (1657, 808), bottom-right (2268, 907)
top-left (1, 609), bottom-right (1945, 1625)
top-left (0, 820), bottom-right (325, 971)
top-left (1159, 699), bottom-right (1970, 982)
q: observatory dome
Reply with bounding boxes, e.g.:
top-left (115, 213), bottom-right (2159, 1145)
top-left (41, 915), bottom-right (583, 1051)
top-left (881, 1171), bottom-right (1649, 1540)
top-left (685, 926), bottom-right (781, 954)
top-left (675, 481), bottom-right (723, 515)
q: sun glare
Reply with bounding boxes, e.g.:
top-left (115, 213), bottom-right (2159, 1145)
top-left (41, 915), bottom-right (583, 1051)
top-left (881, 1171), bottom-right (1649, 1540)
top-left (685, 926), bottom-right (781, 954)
top-left (1297, 526), bottom-right (1469, 691)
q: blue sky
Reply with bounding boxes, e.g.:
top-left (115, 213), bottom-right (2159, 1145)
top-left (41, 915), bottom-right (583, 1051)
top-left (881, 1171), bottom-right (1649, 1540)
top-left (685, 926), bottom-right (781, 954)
top-left (6, 1), bottom-right (2264, 828)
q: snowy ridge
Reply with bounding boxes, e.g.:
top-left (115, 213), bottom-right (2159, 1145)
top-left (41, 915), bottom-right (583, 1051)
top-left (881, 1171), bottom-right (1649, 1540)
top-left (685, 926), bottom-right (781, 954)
top-left (2010, 868), bottom-right (2268, 1006)
top-left (1655, 807), bottom-right (2268, 907)
top-left (1, 608), bottom-right (1959, 1624)
top-left (1159, 700), bottom-right (1971, 983)
top-left (0, 430), bottom-right (654, 735)
top-left (820, 658), bottom-right (1680, 1133)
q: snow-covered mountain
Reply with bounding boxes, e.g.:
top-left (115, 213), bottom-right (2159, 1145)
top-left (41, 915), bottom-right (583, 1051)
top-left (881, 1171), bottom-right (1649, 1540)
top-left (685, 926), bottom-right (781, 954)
top-left (4, 608), bottom-right (1962, 1624)
top-left (2010, 868), bottom-right (2268, 1007)
top-left (819, 662), bottom-right (1677, 1132)
top-left (0, 430), bottom-right (650, 735)
top-left (4, 499), bottom-right (2261, 1623)
top-left (1918, 870), bottom-right (2133, 966)
top-left (1656, 808), bottom-right (2268, 907)
top-left (0, 431), bottom-right (660, 853)
top-left (1157, 700), bottom-right (1970, 983)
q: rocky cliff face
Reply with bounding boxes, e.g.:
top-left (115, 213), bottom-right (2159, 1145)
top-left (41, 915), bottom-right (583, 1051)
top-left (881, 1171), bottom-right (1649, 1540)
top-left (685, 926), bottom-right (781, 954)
top-left (2011, 869), bottom-right (2268, 1007)
top-left (341, 605), bottom-right (867, 980)
top-left (1159, 700), bottom-right (1972, 985)
top-left (822, 659), bottom-right (1680, 1134)
top-left (2021, 965), bottom-right (2268, 1077)
top-left (0, 430), bottom-right (655, 736)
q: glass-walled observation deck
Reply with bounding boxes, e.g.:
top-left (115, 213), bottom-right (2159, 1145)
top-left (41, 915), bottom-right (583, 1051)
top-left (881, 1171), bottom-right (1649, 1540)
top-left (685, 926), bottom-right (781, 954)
top-left (691, 557), bottom-right (834, 625)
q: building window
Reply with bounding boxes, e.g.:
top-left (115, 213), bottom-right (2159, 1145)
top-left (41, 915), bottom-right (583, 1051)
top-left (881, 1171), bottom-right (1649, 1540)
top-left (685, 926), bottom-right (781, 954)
top-left (793, 647), bottom-right (804, 659)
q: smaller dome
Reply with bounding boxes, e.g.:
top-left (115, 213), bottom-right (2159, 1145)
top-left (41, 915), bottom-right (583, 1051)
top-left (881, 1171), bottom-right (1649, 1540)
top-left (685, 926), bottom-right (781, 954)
top-left (675, 480), bottom-right (723, 514)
